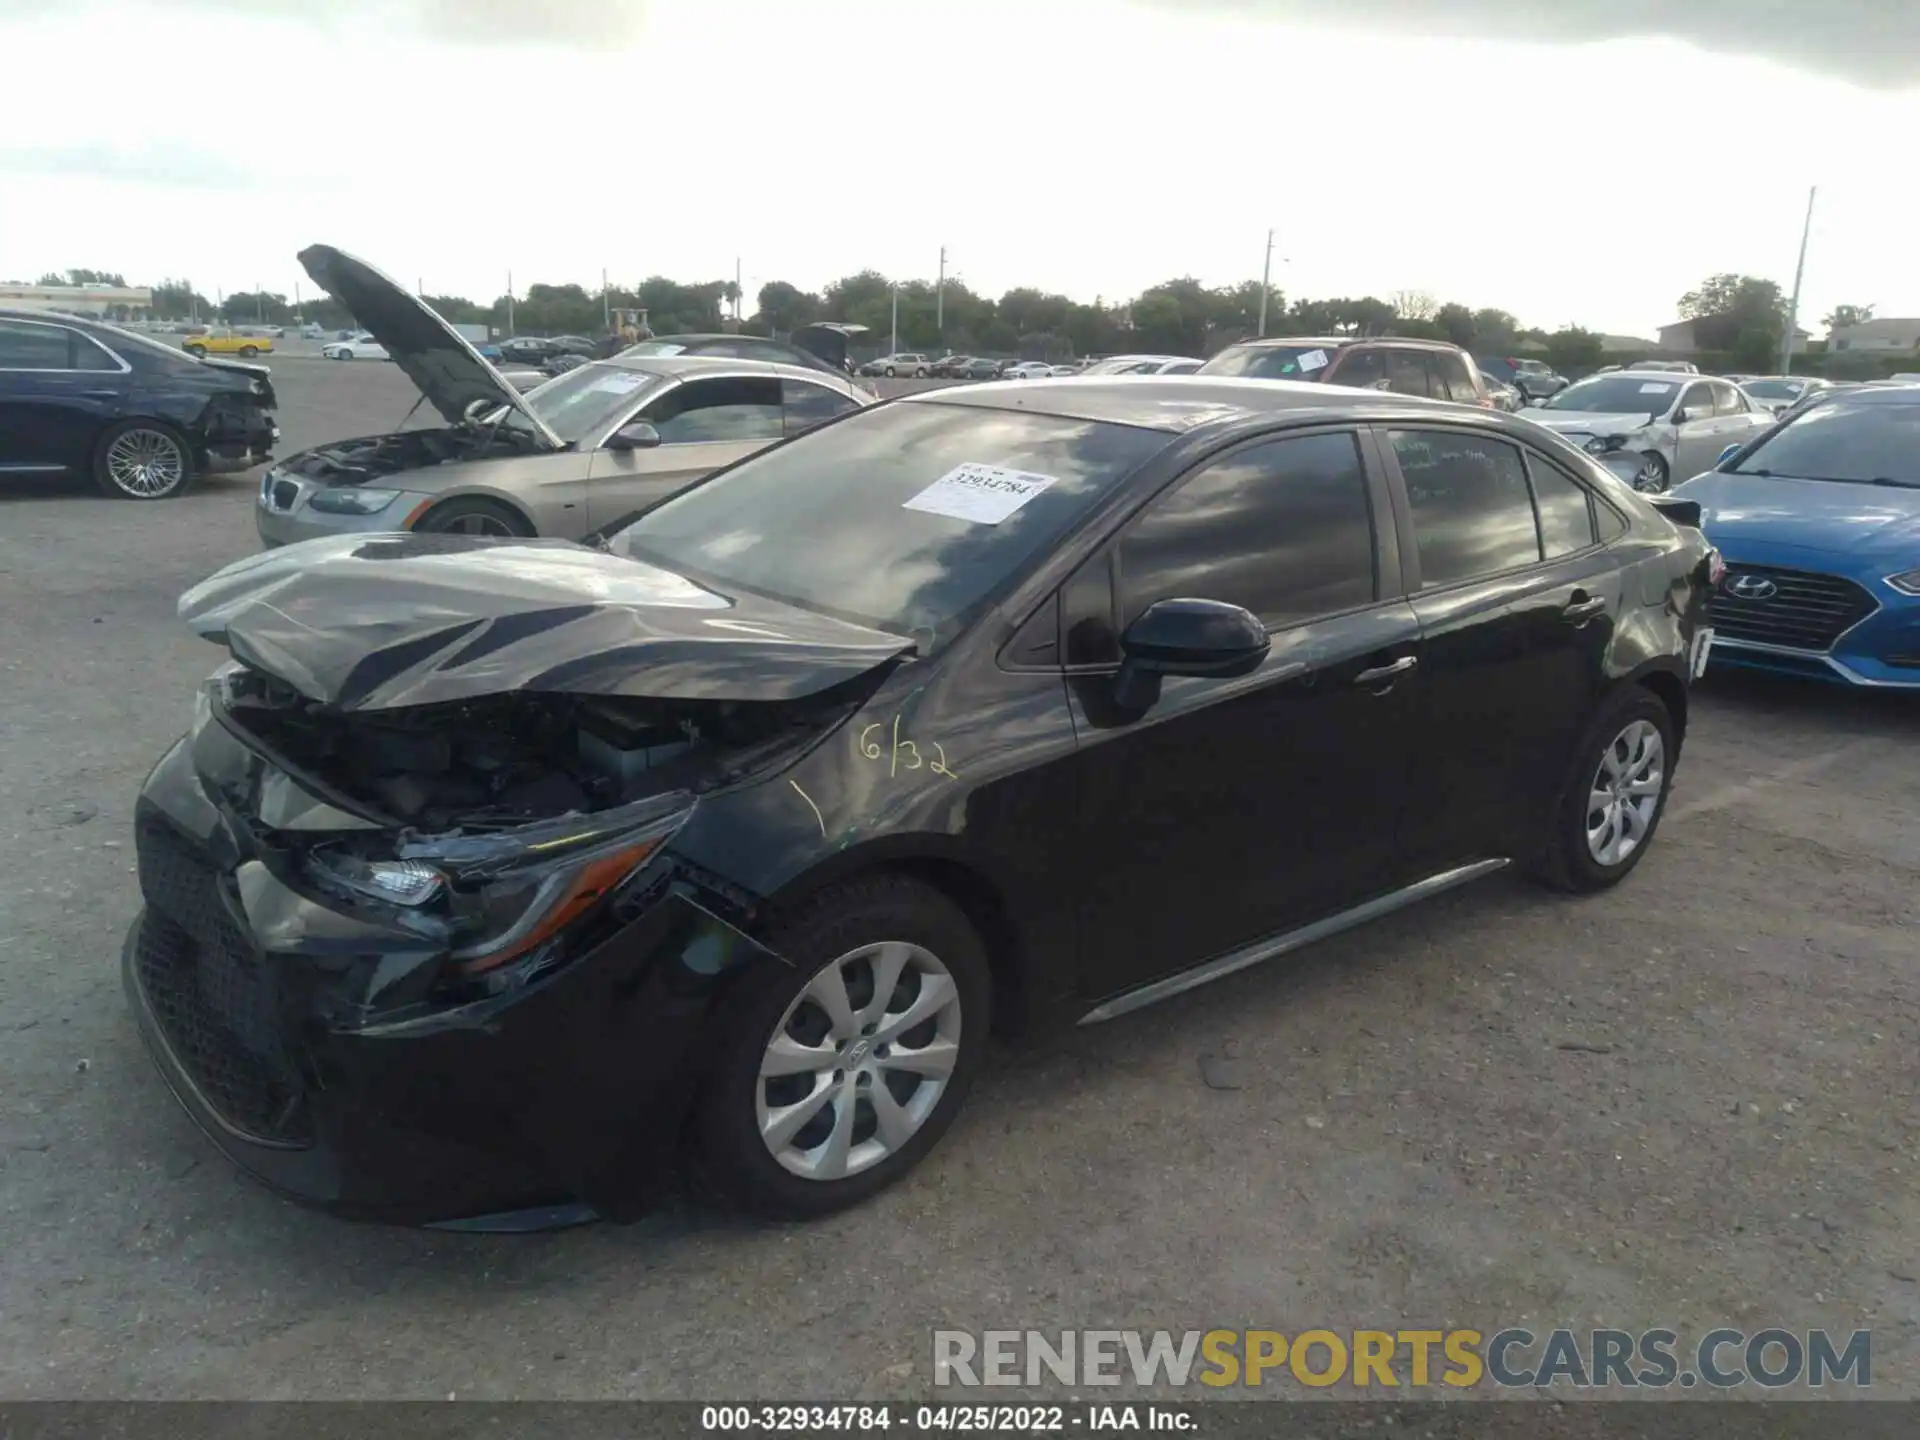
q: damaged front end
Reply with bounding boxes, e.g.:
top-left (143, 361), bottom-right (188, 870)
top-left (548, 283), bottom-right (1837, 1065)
top-left (120, 663), bottom-right (863, 1225)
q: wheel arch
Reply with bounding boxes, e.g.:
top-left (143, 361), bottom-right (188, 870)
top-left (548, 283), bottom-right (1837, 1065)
top-left (761, 837), bottom-right (1038, 1042)
top-left (1623, 659), bottom-right (1689, 748)
top-left (409, 488), bottom-right (539, 535)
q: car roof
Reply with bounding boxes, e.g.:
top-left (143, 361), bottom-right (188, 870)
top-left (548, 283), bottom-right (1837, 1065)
top-left (593, 353), bottom-right (844, 384)
top-left (1804, 381), bottom-right (1920, 405)
top-left (911, 374), bottom-right (1488, 433)
top-left (1216, 334), bottom-right (1465, 353)
top-left (0, 306), bottom-right (105, 326)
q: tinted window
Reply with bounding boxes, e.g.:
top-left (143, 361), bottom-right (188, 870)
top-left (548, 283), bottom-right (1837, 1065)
top-left (1728, 399), bottom-right (1920, 486)
top-left (1742, 378), bottom-right (1804, 400)
top-left (644, 375), bottom-right (783, 444)
top-left (612, 403), bottom-right (1167, 652)
top-left (1330, 347), bottom-right (1387, 389)
top-left (783, 380), bottom-right (859, 434)
top-left (1475, 355), bottom-right (1516, 382)
top-left (1382, 350), bottom-right (1435, 398)
top-left (1527, 455), bottom-right (1597, 557)
top-left (0, 321), bottom-right (74, 369)
top-left (1594, 501), bottom-right (1628, 542)
top-left (1118, 431), bottom-right (1376, 628)
top-left (1390, 429), bottom-right (1541, 586)
top-left (1434, 351), bottom-right (1482, 404)
top-left (72, 334), bottom-right (122, 371)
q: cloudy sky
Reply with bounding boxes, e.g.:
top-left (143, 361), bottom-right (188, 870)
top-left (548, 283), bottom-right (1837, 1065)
top-left (1, 0), bottom-right (1915, 336)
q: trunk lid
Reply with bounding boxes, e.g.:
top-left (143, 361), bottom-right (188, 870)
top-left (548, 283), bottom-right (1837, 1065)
top-left (296, 243), bottom-right (564, 450)
top-left (179, 533), bottom-right (915, 711)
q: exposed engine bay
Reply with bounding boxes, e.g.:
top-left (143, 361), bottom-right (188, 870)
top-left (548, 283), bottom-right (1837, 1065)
top-left (217, 665), bottom-right (849, 832)
top-left (279, 423), bottom-right (547, 486)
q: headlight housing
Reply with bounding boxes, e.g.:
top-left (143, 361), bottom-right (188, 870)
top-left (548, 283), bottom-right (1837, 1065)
top-left (301, 797), bottom-right (693, 989)
top-left (1585, 435), bottom-right (1627, 454)
top-left (307, 486), bottom-right (399, 515)
top-left (1887, 569), bottom-right (1920, 597)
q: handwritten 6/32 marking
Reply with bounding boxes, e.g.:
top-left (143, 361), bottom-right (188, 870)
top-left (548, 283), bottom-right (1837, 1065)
top-left (858, 715), bottom-right (959, 781)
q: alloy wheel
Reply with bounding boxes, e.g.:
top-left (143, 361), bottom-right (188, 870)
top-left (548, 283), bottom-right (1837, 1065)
top-left (1586, 719), bottom-right (1664, 866)
top-left (1632, 455), bottom-right (1669, 493)
top-left (755, 941), bottom-right (962, 1181)
top-left (105, 428), bottom-right (187, 498)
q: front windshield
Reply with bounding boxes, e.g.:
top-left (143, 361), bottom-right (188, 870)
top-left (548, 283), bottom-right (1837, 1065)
top-left (610, 401), bottom-right (1168, 651)
top-left (1198, 344), bottom-right (1337, 380)
top-left (1542, 375), bottom-right (1678, 415)
top-left (1730, 399), bottom-right (1920, 485)
top-left (1741, 379), bottom-right (1806, 400)
top-left (1082, 357), bottom-right (1157, 375)
top-left (498, 361), bottom-right (657, 444)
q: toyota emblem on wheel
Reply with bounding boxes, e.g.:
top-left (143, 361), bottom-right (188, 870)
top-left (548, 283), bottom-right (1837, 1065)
top-left (1726, 574), bottom-right (1778, 600)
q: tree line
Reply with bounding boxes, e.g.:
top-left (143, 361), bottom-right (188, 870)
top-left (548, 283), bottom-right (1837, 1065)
top-left (17, 265), bottom-right (1883, 373)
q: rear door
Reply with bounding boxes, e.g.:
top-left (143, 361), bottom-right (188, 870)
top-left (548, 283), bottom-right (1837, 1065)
top-left (1066, 426), bottom-right (1422, 996)
top-left (1379, 423), bottom-right (1625, 870)
top-left (586, 373), bottom-right (784, 525)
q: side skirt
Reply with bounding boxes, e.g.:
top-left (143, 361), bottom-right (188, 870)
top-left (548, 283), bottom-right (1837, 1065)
top-left (1077, 859), bottom-right (1510, 1026)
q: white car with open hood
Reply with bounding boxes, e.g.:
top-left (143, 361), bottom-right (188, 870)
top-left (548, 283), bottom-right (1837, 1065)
top-left (1520, 371), bottom-right (1774, 494)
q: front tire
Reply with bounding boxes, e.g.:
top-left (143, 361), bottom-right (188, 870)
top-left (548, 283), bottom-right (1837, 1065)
top-left (92, 420), bottom-right (195, 500)
top-left (884, 365), bottom-right (897, 377)
top-left (1630, 452), bottom-right (1670, 493)
top-left (1531, 688), bottom-right (1677, 893)
top-left (239, 345), bottom-right (259, 358)
top-left (184, 345), bottom-right (206, 358)
top-left (692, 874), bottom-right (990, 1219)
top-left (412, 496), bottom-right (533, 537)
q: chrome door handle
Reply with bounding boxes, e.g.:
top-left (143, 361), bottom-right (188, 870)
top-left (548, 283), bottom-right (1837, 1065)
top-left (1354, 656), bottom-right (1417, 686)
top-left (1564, 595), bottom-right (1608, 623)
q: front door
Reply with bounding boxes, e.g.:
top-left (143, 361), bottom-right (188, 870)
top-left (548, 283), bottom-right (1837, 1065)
top-left (1066, 427), bottom-right (1422, 1000)
top-left (1377, 424), bottom-right (1622, 870)
top-left (1672, 380), bottom-right (1725, 478)
top-left (586, 373), bottom-right (784, 527)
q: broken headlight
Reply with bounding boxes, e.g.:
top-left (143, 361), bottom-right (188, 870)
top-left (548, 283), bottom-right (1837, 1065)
top-left (305, 798), bottom-right (693, 979)
top-left (307, 486), bottom-right (400, 515)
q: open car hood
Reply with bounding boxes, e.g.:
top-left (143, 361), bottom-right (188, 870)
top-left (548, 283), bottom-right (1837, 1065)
top-left (178, 534), bottom-right (915, 711)
top-left (296, 244), bottom-right (563, 450)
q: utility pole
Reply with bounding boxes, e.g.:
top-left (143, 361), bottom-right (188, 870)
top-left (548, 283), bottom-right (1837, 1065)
top-left (506, 270), bottom-right (515, 336)
top-left (1257, 229), bottom-right (1274, 337)
top-left (936, 245), bottom-right (946, 339)
top-left (1781, 185), bottom-right (1816, 375)
top-left (890, 282), bottom-right (900, 357)
top-left (734, 256), bottom-right (744, 324)
top-left (294, 280), bottom-right (301, 323)
top-left (603, 267), bottom-right (611, 330)
top-left (255, 283), bottom-right (263, 324)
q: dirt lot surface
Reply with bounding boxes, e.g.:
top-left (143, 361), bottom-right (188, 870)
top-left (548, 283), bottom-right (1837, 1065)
top-left (1, 358), bottom-right (1915, 1401)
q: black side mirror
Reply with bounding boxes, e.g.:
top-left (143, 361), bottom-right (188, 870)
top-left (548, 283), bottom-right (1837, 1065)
top-left (1671, 407), bottom-right (1692, 425)
top-left (1112, 597), bottom-right (1271, 710)
top-left (605, 421), bottom-right (661, 451)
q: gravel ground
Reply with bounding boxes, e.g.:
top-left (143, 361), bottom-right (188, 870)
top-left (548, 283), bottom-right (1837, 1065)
top-left (0, 358), bottom-right (1915, 1401)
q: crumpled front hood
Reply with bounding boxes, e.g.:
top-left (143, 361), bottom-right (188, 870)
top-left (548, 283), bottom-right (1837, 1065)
top-left (297, 243), bottom-right (562, 447)
top-left (179, 533), bottom-right (915, 710)
top-left (1527, 410), bottom-right (1656, 437)
top-left (1673, 470), bottom-right (1920, 561)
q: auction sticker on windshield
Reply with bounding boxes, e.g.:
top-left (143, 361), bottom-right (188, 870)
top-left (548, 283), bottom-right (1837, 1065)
top-left (903, 463), bottom-right (1058, 525)
top-left (1297, 349), bottom-right (1329, 372)
top-left (1639, 382), bottom-right (1675, 394)
top-left (589, 371), bottom-right (647, 394)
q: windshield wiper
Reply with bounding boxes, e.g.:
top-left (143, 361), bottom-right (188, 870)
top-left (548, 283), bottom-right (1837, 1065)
top-left (1736, 469), bottom-right (1919, 487)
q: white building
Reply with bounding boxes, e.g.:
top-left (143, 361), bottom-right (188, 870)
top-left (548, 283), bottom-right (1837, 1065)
top-left (0, 283), bottom-right (153, 318)
top-left (1829, 318), bottom-right (1920, 352)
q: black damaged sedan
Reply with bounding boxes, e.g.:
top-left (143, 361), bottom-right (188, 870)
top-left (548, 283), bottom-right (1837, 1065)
top-left (126, 377), bottom-right (1719, 1227)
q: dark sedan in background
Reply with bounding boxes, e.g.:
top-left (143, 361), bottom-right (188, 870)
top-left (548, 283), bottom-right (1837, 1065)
top-left (0, 309), bottom-right (277, 499)
top-left (127, 374), bottom-right (1716, 1228)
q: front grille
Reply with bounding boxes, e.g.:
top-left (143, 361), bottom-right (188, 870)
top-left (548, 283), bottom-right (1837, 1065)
top-left (1709, 565), bottom-right (1877, 653)
top-left (134, 822), bottom-right (312, 1146)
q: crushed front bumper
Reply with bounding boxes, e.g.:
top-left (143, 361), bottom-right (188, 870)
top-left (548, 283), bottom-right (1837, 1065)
top-left (123, 726), bottom-right (788, 1227)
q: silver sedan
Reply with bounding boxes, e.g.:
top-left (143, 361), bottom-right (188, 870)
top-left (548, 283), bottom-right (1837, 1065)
top-left (257, 355), bottom-right (872, 545)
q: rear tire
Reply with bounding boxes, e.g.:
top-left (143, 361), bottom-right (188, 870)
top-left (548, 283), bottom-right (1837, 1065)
top-left (1530, 687), bottom-right (1677, 894)
top-left (184, 345), bottom-right (206, 358)
top-left (691, 874), bottom-right (991, 1219)
top-left (412, 496), bottom-right (533, 537)
top-left (239, 345), bottom-right (259, 358)
top-left (92, 420), bottom-right (195, 500)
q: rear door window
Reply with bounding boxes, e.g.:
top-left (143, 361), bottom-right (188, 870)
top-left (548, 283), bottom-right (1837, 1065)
top-left (783, 380), bottom-right (860, 435)
top-left (1384, 349), bottom-right (1437, 398)
top-left (643, 375), bottom-right (784, 444)
top-left (1525, 453), bottom-right (1598, 558)
top-left (1388, 428), bottom-right (1541, 586)
top-left (0, 320), bottom-right (75, 369)
top-left (1434, 351), bottom-right (1482, 404)
top-left (1329, 347), bottom-right (1386, 389)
